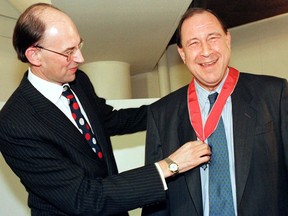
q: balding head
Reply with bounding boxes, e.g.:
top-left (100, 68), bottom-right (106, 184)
top-left (13, 3), bottom-right (72, 62)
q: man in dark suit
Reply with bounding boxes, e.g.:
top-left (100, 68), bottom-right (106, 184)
top-left (0, 3), bottom-right (211, 216)
top-left (142, 8), bottom-right (288, 216)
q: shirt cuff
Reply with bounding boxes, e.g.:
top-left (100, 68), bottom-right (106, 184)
top-left (155, 162), bottom-right (168, 190)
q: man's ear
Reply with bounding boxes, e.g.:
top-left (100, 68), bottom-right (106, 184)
top-left (226, 31), bottom-right (232, 50)
top-left (25, 47), bottom-right (41, 66)
top-left (177, 47), bottom-right (186, 64)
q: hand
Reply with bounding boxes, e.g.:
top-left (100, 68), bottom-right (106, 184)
top-left (158, 140), bottom-right (211, 178)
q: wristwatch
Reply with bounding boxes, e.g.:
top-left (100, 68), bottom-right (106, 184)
top-left (164, 157), bottom-right (179, 175)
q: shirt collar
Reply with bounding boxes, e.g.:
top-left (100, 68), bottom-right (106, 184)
top-left (27, 68), bottom-right (67, 105)
top-left (195, 69), bottom-right (229, 110)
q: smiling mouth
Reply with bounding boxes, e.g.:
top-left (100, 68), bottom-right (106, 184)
top-left (200, 60), bottom-right (216, 67)
top-left (200, 57), bottom-right (217, 67)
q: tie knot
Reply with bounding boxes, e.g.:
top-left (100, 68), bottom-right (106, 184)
top-left (208, 92), bottom-right (218, 106)
top-left (62, 85), bottom-right (74, 99)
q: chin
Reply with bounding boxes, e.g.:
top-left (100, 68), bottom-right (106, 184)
top-left (66, 75), bottom-right (76, 83)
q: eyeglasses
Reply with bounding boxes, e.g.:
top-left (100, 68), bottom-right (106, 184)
top-left (34, 38), bottom-right (84, 62)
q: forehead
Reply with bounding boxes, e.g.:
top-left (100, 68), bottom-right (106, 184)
top-left (44, 9), bottom-right (72, 29)
top-left (181, 12), bottom-right (224, 37)
top-left (41, 9), bottom-right (80, 46)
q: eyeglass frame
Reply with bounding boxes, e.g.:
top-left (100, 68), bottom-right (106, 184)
top-left (34, 38), bottom-right (84, 62)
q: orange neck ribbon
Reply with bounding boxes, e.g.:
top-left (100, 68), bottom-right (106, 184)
top-left (187, 67), bottom-right (240, 141)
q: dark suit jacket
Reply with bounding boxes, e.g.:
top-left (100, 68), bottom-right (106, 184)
top-left (0, 70), bottom-right (165, 215)
top-left (142, 73), bottom-right (288, 216)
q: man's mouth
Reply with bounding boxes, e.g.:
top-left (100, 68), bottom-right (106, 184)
top-left (200, 60), bottom-right (216, 67)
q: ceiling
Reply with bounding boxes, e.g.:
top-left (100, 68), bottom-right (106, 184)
top-left (51, 0), bottom-right (192, 74)
top-left (2, 0), bottom-right (288, 75)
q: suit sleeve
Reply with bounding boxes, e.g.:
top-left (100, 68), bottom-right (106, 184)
top-left (0, 83), bottom-right (164, 215)
top-left (0, 122), bottom-right (165, 215)
top-left (142, 106), bottom-right (170, 215)
top-left (280, 79), bottom-right (288, 172)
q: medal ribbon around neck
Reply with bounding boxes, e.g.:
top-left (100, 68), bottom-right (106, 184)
top-left (187, 67), bottom-right (240, 141)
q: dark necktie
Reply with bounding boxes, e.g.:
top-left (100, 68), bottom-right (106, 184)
top-left (208, 92), bottom-right (234, 216)
top-left (62, 85), bottom-right (103, 159)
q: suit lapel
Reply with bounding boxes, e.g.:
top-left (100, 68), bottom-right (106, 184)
top-left (231, 78), bottom-right (257, 206)
top-left (178, 95), bottom-right (203, 216)
top-left (20, 77), bottom-right (99, 159)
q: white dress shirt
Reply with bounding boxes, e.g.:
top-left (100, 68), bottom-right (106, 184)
top-left (27, 68), bottom-right (92, 132)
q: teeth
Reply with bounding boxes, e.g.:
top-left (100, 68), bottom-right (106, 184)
top-left (201, 62), bottom-right (214, 66)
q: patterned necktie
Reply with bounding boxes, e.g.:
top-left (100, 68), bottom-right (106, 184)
top-left (62, 85), bottom-right (103, 159)
top-left (208, 92), bottom-right (234, 216)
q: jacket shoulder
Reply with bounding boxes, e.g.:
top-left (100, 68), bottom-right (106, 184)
top-left (149, 85), bottom-right (188, 112)
top-left (239, 72), bottom-right (287, 85)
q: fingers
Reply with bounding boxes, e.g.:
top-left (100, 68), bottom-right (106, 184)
top-left (169, 140), bottom-right (211, 174)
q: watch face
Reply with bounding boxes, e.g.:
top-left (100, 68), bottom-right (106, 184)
top-left (170, 163), bottom-right (178, 172)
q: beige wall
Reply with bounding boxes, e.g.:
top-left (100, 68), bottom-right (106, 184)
top-left (230, 13), bottom-right (288, 79)
top-left (131, 69), bottom-right (160, 98)
top-left (0, 3), bottom-right (27, 101)
top-left (0, 37), bottom-right (27, 101)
